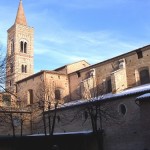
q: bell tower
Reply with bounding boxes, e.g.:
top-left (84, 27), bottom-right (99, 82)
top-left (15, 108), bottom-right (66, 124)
top-left (6, 0), bottom-right (34, 92)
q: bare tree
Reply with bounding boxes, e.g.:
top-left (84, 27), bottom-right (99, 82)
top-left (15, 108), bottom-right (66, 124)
top-left (0, 43), bottom-right (18, 99)
top-left (32, 80), bottom-right (61, 136)
top-left (0, 96), bottom-right (31, 137)
top-left (71, 69), bottom-right (121, 150)
top-left (0, 44), bottom-right (6, 92)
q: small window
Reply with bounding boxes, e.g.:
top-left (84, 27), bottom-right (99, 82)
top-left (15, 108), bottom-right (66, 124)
top-left (11, 40), bottom-right (14, 54)
top-left (21, 65), bottom-right (27, 73)
top-left (21, 65), bottom-right (24, 73)
top-left (136, 50), bottom-right (143, 59)
top-left (25, 65), bottom-right (27, 73)
top-left (24, 42), bottom-right (27, 53)
top-left (10, 80), bottom-right (12, 86)
top-left (10, 63), bottom-right (13, 73)
top-left (76, 71), bottom-right (81, 78)
top-left (106, 78), bottom-right (112, 93)
top-left (27, 89), bottom-right (33, 105)
top-left (119, 104), bottom-right (126, 115)
top-left (55, 89), bottom-right (61, 100)
top-left (20, 41), bottom-right (24, 52)
top-left (139, 69), bottom-right (150, 85)
top-left (20, 40), bottom-right (27, 53)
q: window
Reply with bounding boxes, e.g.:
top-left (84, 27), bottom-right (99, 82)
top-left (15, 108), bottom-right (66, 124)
top-left (20, 40), bottom-right (27, 53)
top-left (10, 63), bottom-right (13, 73)
top-left (136, 50), bottom-right (143, 59)
top-left (106, 78), bottom-right (112, 93)
top-left (119, 104), bottom-right (126, 115)
top-left (118, 59), bottom-right (125, 69)
top-left (139, 69), bottom-right (150, 85)
top-left (21, 65), bottom-right (24, 73)
top-left (21, 65), bottom-right (27, 73)
top-left (27, 89), bottom-right (33, 105)
top-left (25, 65), bottom-right (27, 73)
top-left (55, 89), bottom-right (61, 100)
top-left (76, 71), bottom-right (81, 78)
top-left (11, 40), bottom-right (14, 54)
top-left (20, 41), bottom-right (23, 52)
top-left (24, 42), bottom-right (27, 53)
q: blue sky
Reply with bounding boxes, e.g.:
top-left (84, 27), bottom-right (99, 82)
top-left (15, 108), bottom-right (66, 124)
top-left (0, 0), bottom-right (150, 73)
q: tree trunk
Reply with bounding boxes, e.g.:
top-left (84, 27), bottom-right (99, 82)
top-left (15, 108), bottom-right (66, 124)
top-left (51, 103), bottom-right (58, 135)
top-left (96, 130), bottom-right (104, 150)
top-left (20, 120), bottom-right (23, 136)
top-left (10, 114), bottom-right (15, 137)
top-left (48, 115), bottom-right (51, 135)
top-left (30, 114), bottom-right (33, 134)
top-left (43, 112), bottom-right (47, 136)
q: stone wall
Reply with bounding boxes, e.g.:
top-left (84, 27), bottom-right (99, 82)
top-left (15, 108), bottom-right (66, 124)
top-left (67, 60), bottom-right (90, 74)
top-left (45, 94), bottom-right (148, 150)
top-left (16, 71), bottom-right (69, 105)
top-left (125, 48), bottom-right (150, 87)
top-left (69, 46), bottom-right (150, 101)
top-left (111, 68), bottom-right (127, 93)
top-left (55, 60), bottom-right (90, 74)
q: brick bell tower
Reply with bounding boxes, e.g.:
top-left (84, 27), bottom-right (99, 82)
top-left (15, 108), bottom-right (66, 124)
top-left (6, 0), bottom-right (34, 92)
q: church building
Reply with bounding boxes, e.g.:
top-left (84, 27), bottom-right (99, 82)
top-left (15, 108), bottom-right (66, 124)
top-left (1, 1), bottom-right (150, 150)
top-left (6, 1), bottom-right (150, 107)
top-left (6, 0), bottom-right (34, 93)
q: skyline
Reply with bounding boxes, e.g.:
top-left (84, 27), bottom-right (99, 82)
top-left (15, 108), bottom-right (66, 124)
top-left (0, 0), bottom-right (150, 73)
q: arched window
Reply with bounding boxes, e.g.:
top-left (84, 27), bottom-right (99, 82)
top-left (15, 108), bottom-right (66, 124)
top-left (20, 41), bottom-right (24, 52)
top-left (55, 89), bottom-right (61, 100)
top-left (24, 42), bottom-right (27, 53)
top-left (25, 65), bottom-right (27, 73)
top-left (139, 69), bottom-right (150, 85)
top-left (20, 40), bottom-right (27, 53)
top-left (21, 65), bottom-right (24, 73)
top-left (27, 89), bottom-right (33, 105)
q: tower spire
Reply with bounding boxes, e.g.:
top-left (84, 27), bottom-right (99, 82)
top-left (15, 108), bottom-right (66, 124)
top-left (15, 0), bottom-right (27, 26)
